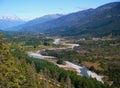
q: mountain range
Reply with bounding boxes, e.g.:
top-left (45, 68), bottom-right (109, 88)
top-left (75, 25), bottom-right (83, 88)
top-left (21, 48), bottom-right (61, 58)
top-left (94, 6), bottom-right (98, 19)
top-left (0, 16), bottom-right (25, 30)
top-left (7, 14), bottom-right (63, 31)
top-left (2, 2), bottom-right (120, 37)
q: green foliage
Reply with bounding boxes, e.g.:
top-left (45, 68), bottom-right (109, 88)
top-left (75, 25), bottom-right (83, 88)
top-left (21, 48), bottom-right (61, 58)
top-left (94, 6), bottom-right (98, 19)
top-left (42, 50), bottom-right (80, 62)
top-left (0, 33), bottom-right (40, 88)
top-left (43, 38), bottom-right (120, 88)
top-left (1, 31), bottom-right (118, 87)
top-left (57, 58), bottom-right (64, 64)
top-left (106, 63), bottom-right (120, 88)
top-left (26, 57), bottom-right (109, 88)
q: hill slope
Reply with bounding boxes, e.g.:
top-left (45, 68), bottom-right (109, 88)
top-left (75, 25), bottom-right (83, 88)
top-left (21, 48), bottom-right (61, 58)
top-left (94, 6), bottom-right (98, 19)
top-left (58, 2), bottom-right (120, 37)
top-left (20, 9), bottom-right (94, 32)
top-left (19, 2), bottom-right (120, 37)
top-left (8, 14), bottom-right (63, 31)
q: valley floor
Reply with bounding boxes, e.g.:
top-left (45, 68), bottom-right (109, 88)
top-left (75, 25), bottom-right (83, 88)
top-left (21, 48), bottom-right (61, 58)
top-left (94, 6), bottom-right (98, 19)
top-left (28, 38), bottom-right (104, 83)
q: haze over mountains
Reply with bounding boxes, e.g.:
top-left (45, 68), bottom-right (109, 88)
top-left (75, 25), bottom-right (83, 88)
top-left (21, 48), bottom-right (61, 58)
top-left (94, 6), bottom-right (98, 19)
top-left (1, 2), bottom-right (120, 37)
top-left (0, 16), bottom-right (25, 30)
top-left (6, 14), bottom-right (63, 31)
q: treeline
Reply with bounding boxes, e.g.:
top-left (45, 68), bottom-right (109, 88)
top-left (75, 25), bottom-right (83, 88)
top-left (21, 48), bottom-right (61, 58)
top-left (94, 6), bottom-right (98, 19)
top-left (41, 50), bottom-right (81, 62)
top-left (25, 38), bottom-right (53, 47)
top-left (3, 31), bottom-right (53, 47)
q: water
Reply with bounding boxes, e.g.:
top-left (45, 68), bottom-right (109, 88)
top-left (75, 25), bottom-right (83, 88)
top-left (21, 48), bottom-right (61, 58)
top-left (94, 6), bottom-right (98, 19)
top-left (28, 38), bottom-right (103, 83)
top-left (53, 38), bottom-right (60, 45)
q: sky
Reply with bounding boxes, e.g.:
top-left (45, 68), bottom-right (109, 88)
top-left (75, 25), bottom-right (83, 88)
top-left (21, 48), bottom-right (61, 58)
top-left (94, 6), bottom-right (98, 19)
top-left (0, 0), bottom-right (119, 20)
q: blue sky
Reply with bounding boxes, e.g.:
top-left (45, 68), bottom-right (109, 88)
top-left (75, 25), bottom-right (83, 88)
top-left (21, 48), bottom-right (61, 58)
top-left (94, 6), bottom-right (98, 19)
top-left (0, 0), bottom-right (119, 20)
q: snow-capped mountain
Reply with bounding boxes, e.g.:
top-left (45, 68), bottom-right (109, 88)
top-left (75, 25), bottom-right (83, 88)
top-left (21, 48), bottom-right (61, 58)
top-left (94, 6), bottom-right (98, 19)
top-left (7, 14), bottom-right (63, 31)
top-left (0, 16), bottom-right (26, 30)
top-left (0, 16), bottom-right (22, 20)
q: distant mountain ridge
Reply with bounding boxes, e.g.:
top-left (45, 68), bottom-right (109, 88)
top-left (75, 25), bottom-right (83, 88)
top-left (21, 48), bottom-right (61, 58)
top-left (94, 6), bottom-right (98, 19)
top-left (19, 9), bottom-right (94, 32)
top-left (7, 14), bottom-right (63, 31)
top-left (23, 14), bottom-right (63, 26)
top-left (4, 2), bottom-right (120, 37)
top-left (17, 2), bottom-right (120, 37)
top-left (0, 16), bottom-right (25, 30)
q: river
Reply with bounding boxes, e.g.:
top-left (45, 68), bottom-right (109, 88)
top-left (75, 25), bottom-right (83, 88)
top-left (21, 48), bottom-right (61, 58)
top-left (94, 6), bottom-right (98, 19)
top-left (53, 38), bottom-right (60, 45)
top-left (28, 38), bottom-right (104, 83)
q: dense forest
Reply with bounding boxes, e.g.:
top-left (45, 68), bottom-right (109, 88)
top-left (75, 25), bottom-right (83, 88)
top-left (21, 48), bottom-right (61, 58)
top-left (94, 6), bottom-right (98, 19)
top-left (0, 33), bottom-right (41, 88)
top-left (40, 36), bottom-right (120, 88)
top-left (0, 32), bottom-right (111, 88)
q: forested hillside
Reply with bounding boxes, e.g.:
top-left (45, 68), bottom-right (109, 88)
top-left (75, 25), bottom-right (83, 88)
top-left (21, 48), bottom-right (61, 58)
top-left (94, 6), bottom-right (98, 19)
top-left (0, 32), bottom-right (110, 88)
top-left (16, 2), bottom-right (120, 37)
top-left (0, 33), bottom-right (40, 88)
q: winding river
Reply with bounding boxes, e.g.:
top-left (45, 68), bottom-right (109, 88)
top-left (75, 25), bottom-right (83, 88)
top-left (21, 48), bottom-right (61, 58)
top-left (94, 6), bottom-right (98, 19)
top-left (28, 38), bottom-right (104, 83)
